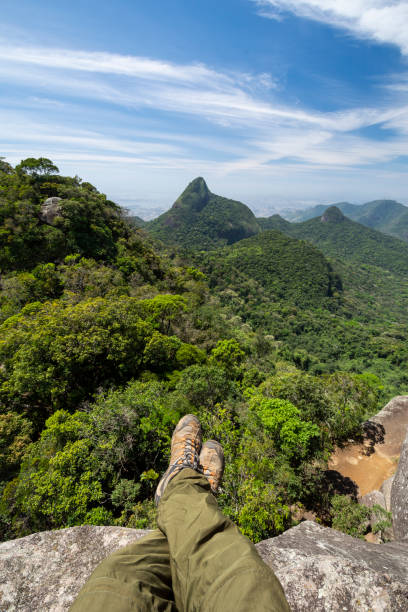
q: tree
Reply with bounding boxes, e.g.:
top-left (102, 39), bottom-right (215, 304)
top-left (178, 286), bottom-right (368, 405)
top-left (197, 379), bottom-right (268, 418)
top-left (175, 364), bottom-right (237, 410)
top-left (248, 394), bottom-right (321, 463)
top-left (0, 157), bottom-right (13, 174)
top-left (236, 477), bottom-right (290, 542)
top-left (15, 158), bottom-right (59, 177)
top-left (330, 495), bottom-right (370, 538)
top-left (209, 338), bottom-right (245, 374)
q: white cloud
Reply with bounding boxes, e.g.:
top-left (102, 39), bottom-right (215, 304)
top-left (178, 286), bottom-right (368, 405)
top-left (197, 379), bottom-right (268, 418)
top-left (0, 43), bottom-right (394, 134)
top-left (254, 1), bottom-right (408, 54)
top-left (3, 41), bottom-right (408, 207)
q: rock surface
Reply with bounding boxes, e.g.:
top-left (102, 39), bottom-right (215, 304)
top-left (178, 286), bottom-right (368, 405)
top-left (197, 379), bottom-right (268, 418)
top-left (40, 197), bottom-right (62, 225)
top-left (359, 490), bottom-right (394, 542)
top-left (380, 475), bottom-right (395, 512)
top-left (259, 521), bottom-right (408, 611)
top-left (1, 522), bottom-right (408, 612)
top-left (360, 489), bottom-right (386, 509)
top-left (391, 429), bottom-right (408, 541)
top-left (368, 395), bottom-right (408, 457)
top-left (0, 526), bottom-right (146, 612)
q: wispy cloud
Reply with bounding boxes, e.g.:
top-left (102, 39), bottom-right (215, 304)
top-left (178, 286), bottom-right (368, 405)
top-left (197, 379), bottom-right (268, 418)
top-left (2, 40), bottom-right (408, 206)
top-left (254, 1), bottom-right (408, 55)
top-left (0, 43), bottom-right (274, 92)
top-left (0, 42), bottom-right (397, 134)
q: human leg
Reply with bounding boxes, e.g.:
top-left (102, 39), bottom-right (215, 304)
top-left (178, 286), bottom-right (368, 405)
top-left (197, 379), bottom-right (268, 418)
top-left (69, 529), bottom-right (177, 612)
top-left (158, 468), bottom-right (290, 612)
top-left (71, 413), bottom-right (202, 612)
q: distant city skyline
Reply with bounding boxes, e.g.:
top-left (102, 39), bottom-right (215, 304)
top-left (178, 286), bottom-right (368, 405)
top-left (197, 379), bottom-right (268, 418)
top-left (2, 1), bottom-right (408, 213)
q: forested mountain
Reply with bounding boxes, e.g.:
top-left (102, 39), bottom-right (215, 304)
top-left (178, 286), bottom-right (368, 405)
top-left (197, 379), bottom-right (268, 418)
top-left (147, 177), bottom-right (260, 249)
top-left (0, 159), bottom-right (405, 547)
top-left (259, 206), bottom-right (408, 276)
top-left (287, 202), bottom-right (362, 222)
top-left (191, 222), bottom-right (408, 392)
top-left (287, 199), bottom-right (408, 242)
top-left (201, 230), bottom-right (341, 308)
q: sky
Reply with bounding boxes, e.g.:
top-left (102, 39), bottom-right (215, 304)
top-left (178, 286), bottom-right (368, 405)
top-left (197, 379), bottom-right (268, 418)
top-left (2, 1), bottom-right (408, 216)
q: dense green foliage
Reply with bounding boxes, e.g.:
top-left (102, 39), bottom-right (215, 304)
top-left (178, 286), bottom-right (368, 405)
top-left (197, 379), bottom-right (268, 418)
top-left (189, 234), bottom-right (408, 396)
top-left (330, 496), bottom-right (392, 540)
top-left (148, 177), bottom-right (260, 249)
top-left (0, 159), bottom-right (133, 272)
top-left (0, 162), bottom-right (403, 544)
top-left (257, 214), bottom-right (292, 233)
top-left (330, 495), bottom-right (371, 538)
top-left (126, 215), bottom-right (146, 228)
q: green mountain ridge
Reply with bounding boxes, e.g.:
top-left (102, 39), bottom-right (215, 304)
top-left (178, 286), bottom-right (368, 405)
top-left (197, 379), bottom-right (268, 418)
top-left (258, 206), bottom-right (408, 276)
top-left (257, 214), bottom-right (292, 233)
top-left (287, 199), bottom-right (408, 242)
top-left (147, 177), bottom-right (260, 249)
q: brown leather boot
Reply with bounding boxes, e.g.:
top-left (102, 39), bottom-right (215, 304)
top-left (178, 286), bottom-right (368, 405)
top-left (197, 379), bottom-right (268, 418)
top-left (199, 440), bottom-right (225, 493)
top-left (155, 414), bottom-right (202, 506)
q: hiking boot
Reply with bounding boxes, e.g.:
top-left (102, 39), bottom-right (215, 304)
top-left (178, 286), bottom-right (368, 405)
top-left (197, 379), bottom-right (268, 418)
top-left (155, 414), bottom-right (202, 506)
top-left (199, 440), bottom-right (225, 493)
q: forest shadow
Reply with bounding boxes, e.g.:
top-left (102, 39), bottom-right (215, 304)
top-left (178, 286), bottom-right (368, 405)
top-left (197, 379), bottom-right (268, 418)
top-left (361, 420), bottom-right (385, 456)
top-left (300, 468), bottom-right (359, 523)
top-left (323, 469), bottom-right (359, 500)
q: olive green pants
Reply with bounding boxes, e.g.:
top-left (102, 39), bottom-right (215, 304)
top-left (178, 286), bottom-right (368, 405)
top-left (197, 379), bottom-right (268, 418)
top-left (70, 469), bottom-right (290, 612)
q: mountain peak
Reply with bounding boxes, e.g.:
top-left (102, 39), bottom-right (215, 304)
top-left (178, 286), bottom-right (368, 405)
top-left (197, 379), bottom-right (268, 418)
top-left (173, 177), bottom-right (210, 213)
top-left (188, 176), bottom-right (208, 190)
top-left (321, 206), bottom-right (345, 224)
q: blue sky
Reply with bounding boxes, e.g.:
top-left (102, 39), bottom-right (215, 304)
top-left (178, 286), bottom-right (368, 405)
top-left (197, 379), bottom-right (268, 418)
top-left (2, 1), bottom-right (408, 216)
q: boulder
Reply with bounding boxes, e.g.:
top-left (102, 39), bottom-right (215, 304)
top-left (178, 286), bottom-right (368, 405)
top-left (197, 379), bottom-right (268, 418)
top-left (0, 526), bottom-right (146, 612)
top-left (380, 475), bottom-right (394, 512)
top-left (360, 489), bottom-right (386, 510)
top-left (391, 429), bottom-right (408, 540)
top-left (258, 521), bottom-right (408, 611)
top-left (40, 197), bottom-right (62, 225)
top-left (1, 521), bottom-right (408, 611)
top-left (367, 395), bottom-right (408, 457)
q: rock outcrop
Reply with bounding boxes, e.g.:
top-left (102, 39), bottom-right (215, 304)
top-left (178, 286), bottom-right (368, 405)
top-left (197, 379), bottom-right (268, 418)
top-left (380, 475), bottom-right (395, 512)
top-left (360, 489), bottom-right (386, 510)
top-left (391, 428), bottom-right (408, 541)
top-left (40, 197), bottom-right (62, 225)
top-left (368, 395), bottom-right (408, 457)
top-left (259, 521), bottom-right (408, 611)
top-left (359, 490), bottom-right (394, 543)
top-left (2, 522), bottom-right (408, 612)
top-left (0, 526), bottom-right (147, 612)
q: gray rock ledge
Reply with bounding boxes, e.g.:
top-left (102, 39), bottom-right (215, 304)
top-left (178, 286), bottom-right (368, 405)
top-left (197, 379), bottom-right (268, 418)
top-left (1, 521), bottom-right (408, 611)
top-left (391, 428), bottom-right (408, 541)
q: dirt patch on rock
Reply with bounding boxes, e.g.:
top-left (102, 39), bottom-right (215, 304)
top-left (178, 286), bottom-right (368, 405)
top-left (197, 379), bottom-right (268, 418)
top-left (328, 396), bottom-right (408, 496)
top-left (329, 443), bottom-right (397, 496)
